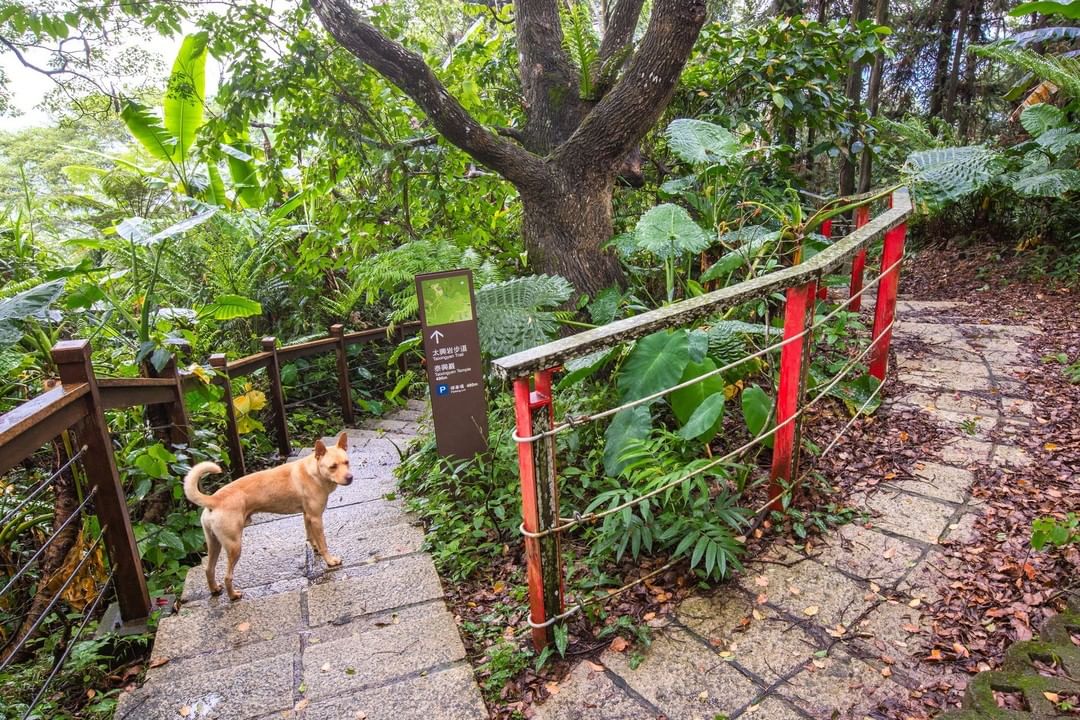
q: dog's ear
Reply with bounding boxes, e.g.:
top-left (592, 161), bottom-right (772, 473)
top-left (314, 439), bottom-right (327, 459)
top-left (336, 431), bottom-right (348, 450)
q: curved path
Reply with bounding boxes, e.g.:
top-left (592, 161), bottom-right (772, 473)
top-left (116, 400), bottom-right (487, 720)
top-left (536, 298), bottom-right (1040, 720)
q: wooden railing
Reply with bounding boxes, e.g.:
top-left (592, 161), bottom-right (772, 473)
top-left (0, 321), bottom-right (414, 640)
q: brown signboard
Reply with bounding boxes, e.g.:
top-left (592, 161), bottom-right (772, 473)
top-left (415, 269), bottom-right (489, 458)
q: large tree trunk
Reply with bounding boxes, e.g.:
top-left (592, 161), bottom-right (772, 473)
top-left (521, 173), bottom-right (623, 296)
top-left (839, 0), bottom-right (870, 200)
top-left (929, 0), bottom-right (959, 120)
top-left (858, 0), bottom-right (889, 193)
top-left (311, 0), bottom-right (706, 294)
top-left (943, 0), bottom-right (971, 124)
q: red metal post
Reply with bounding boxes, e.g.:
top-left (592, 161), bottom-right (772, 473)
top-left (816, 219), bottom-right (832, 300)
top-left (849, 205), bottom-right (870, 310)
top-left (869, 220), bottom-right (907, 380)
top-left (513, 377), bottom-right (551, 650)
top-left (768, 281), bottom-right (816, 511)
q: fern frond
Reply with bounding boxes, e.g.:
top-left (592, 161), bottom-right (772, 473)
top-left (475, 274), bottom-right (573, 357)
top-left (973, 44), bottom-right (1080, 101)
top-left (560, 2), bottom-right (600, 99)
top-left (903, 145), bottom-right (1004, 208)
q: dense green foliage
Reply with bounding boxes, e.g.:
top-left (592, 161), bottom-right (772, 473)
top-left (0, 0), bottom-right (1077, 714)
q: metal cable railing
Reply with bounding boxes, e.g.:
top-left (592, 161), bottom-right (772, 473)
top-left (497, 188), bottom-right (912, 648)
top-left (0, 445), bottom-right (87, 529)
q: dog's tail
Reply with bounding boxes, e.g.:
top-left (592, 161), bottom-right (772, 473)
top-left (184, 461), bottom-right (222, 508)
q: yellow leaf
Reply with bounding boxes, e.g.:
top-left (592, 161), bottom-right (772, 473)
top-left (803, 605), bottom-right (819, 617)
top-left (1044, 442), bottom-right (1058, 452)
top-left (492, 581), bottom-right (506, 594)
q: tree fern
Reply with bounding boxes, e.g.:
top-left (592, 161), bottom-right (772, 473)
top-left (973, 44), bottom-right (1080, 101)
top-left (903, 146), bottom-right (1004, 208)
top-left (560, 2), bottom-right (600, 99)
top-left (475, 274), bottom-right (573, 357)
top-left (325, 239), bottom-right (501, 324)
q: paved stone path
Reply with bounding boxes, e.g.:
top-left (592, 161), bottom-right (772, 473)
top-left (537, 298), bottom-right (1040, 720)
top-left (116, 400), bottom-right (487, 720)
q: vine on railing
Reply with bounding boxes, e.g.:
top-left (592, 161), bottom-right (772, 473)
top-left (493, 188), bottom-right (912, 649)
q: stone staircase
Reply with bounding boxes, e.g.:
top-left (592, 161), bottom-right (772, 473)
top-left (115, 400), bottom-right (487, 720)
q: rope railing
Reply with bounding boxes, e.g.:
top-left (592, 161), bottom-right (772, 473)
top-left (0, 485), bottom-right (100, 600)
top-left (512, 254), bottom-right (904, 445)
top-left (499, 187), bottom-right (912, 650)
top-left (20, 566), bottom-right (117, 720)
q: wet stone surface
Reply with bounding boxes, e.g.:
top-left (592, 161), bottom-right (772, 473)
top-left (534, 295), bottom-right (1035, 720)
top-left (116, 406), bottom-right (487, 720)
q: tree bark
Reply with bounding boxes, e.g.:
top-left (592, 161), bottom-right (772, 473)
top-left (521, 172), bottom-right (624, 296)
top-left (929, 0), bottom-right (959, 120)
top-left (311, 0), bottom-right (707, 294)
top-left (839, 0), bottom-right (870, 200)
top-left (943, 0), bottom-right (971, 124)
top-left (858, 0), bottom-right (889, 193)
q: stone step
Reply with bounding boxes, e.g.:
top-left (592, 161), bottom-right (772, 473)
top-left (117, 409), bottom-right (484, 719)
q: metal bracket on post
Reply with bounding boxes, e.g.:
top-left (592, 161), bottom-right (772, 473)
top-left (52, 340), bottom-right (151, 624)
top-left (513, 370), bottom-right (565, 650)
top-left (768, 280), bottom-right (816, 512)
top-left (869, 218), bottom-right (907, 380)
top-left (849, 205), bottom-right (871, 311)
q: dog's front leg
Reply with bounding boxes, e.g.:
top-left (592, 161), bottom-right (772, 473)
top-left (305, 514), bottom-right (341, 567)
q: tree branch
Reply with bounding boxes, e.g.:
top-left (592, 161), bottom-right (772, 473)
top-left (552, 0), bottom-right (706, 174)
top-left (513, 0), bottom-right (582, 153)
top-left (597, 0), bottom-right (645, 67)
top-left (310, 0), bottom-right (549, 191)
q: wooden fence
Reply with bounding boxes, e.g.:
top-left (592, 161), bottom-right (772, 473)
top-left (0, 320), bottom-right (415, 644)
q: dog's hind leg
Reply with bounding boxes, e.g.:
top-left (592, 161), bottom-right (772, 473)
top-left (222, 538), bottom-right (243, 601)
top-left (202, 512), bottom-right (223, 595)
top-left (205, 532), bottom-right (223, 595)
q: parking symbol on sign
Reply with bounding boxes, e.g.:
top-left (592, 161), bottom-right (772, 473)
top-left (436, 384), bottom-right (450, 396)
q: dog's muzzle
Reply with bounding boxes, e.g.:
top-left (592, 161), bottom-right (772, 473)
top-left (342, 473), bottom-right (354, 486)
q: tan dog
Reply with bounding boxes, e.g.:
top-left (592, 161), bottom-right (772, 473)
top-left (183, 432), bottom-right (354, 600)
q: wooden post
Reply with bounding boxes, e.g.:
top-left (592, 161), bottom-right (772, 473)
top-left (768, 281), bottom-right (816, 511)
top-left (330, 324), bottom-right (355, 426)
top-left (210, 354), bottom-right (246, 477)
top-left (816, 219), bottom-right (832, 300)
top-left (849, 205), bottom-right (870, 311)
top-left (513, 373), bottom-right (564, 650)
top-left (262, 337), bottom-right (291, 457)
top-left (870, 221), bottom-right (906, 380)
top-left (160, 340), bottom-right (191, 447)
top-left (395, 325), bottom-right (409, 375)
top-left (52, 340), bottom-right (150, 623)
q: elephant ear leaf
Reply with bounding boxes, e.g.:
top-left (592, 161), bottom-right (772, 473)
top-left (165, 32), bottom-right (209, 161)
top-left (120, 100), bottom-right (176, 163)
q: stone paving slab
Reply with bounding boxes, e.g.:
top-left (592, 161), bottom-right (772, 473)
top-left (601, 626), bottom-right (760, 719)
top-left (860, 488), bottom-right (958, 544)
top-left (678, 592), bottom-right (822, 682)
top-left (527, 662), bottom-right (657, 720)
top-left (777, 647), bottom-right (898, 719)
top-left (537, 294), bottom-right (1039, 720)
top-left (808, 522), bottom-right (923, 587)
top-left (116, 652), bottom-right (296, 720)
top-left (736, 556), bottom-right (874, 629)
top-left (118, 405), bottom-right (487, 720)
top-left (305, 664), bottom-right (487, 720)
